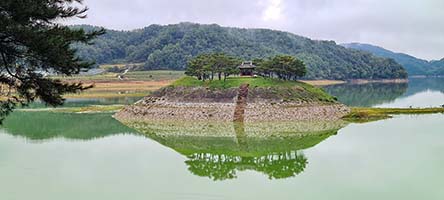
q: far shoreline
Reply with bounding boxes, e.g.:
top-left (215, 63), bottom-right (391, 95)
top-left (302, 79), bottom-right (408, 86)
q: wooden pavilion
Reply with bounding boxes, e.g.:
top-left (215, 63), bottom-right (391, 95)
top-left (238, 61), bottom-right (256, 77)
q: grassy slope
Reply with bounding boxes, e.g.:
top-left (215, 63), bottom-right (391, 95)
top-left (172, 76), bottom-right (337, 102)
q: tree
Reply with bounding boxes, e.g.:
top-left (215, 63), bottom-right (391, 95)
top-left (0, 0), bottom-right (104, 122)
top-left (266, 55), bottom-right (307, 80)
top-left (185, 53), bottom-right (240, 81)
top-left (256, 55), bottom-right (307, 80)
top-left (185, 54), bottom-right (210, 80)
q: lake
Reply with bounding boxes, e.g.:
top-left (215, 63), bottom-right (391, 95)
top-left (324, 77), bottom-right (444, 108)
top-left (1, 78), bottom-right (443, 200)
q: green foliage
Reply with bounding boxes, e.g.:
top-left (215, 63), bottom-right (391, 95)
top-left (257, 55), bottom-right (306, 80)
top-left (185, 53), bottom-right (240, 81)
top-left (72, 23), bottom-right (408, 80)
top-left (0, 0), bottom-right (104, 122)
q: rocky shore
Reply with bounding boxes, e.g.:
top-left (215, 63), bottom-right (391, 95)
top-left (114, 85), bottom-right (350, 123)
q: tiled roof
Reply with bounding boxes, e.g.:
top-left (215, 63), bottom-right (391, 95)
top-left (238, 61), bottom-right (256, 69)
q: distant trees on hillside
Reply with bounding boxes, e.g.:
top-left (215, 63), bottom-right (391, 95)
top-left (72, 23), bottom-right (408, 80)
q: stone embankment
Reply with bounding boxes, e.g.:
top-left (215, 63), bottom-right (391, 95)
top-left (114, 86), bottom-right (350, 123)
top-left (233, 84), bottom-right (249, 122)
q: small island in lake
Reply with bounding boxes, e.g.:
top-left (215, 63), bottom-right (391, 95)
top-left (115, 54), bottom-right (350, 123)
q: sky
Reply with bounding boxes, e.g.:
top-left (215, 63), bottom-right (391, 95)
top-left (65, 0), bottom-right (444, 60)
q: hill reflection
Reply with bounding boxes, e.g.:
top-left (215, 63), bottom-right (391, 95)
top-left (129, 120), bottom-right (348, 180)
top-left (1, 112), bottom-right (135, 141)
top-left (324, 82), bottom-right (408, 107)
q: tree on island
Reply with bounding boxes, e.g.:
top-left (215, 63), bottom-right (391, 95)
top-left (185, 53), bottom-right (240, 81)
top-left (186, 53), bottom-right (307, 81)
top-left (0, 0), bottom-right (104, 122)
top-left (256, 55), bottom-right (307, 80)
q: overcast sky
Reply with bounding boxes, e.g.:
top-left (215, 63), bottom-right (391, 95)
top-left (66, 0), bottom-right (444, 60)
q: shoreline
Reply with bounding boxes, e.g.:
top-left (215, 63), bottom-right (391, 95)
top-left (300, 80), bottom-right (346, 86)
top-left (346, 79), bottom-right (408, 84)
top-left (302, 79), bottom-right (409, 86)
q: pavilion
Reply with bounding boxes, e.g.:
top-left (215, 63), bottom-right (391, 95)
top-left (238, 61), bottom-right (256, 77)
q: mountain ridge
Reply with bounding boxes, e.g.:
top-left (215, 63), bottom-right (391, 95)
top-left (72, 23), bottom-right (407, 80)
top-left (341, 43), bottom-right (444, 76)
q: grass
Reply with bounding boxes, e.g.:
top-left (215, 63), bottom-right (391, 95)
top-left (343, 107), bottom-right (444, 123)
top-left (172, 76), bottom-right (337, 102)
top-left (172, 76), bottom-right (304, 88)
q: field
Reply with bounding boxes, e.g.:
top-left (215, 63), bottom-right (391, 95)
top-left (55, 70), bottom-right (185, 98)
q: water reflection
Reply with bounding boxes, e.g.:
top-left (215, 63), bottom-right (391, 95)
top-left (1, 111), bottom-right (349, 180)
top-left (405, 77), bottom-right (444, 96)
top-left (23, 96), bottom-right (142, 109)
top-left (324, 82), bottom-right (408, 107)
top-left (1, 112), bottom-right (135, 141)
top-left (129, 120), bottom-right (348, 180)
top-left (186, 150), bottom-right (307, 180)
top-left (324, 78), bottom-right (444, 108)
top-left (375, 78), bottom-right (444, 108)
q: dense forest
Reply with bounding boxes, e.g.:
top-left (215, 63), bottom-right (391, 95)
top-left (72, 23), bottom-right (407, 80)
top-left (342, 43), bottom-right (444, 76)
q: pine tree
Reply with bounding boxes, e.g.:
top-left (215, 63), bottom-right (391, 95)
top-left (0, 0), bottom-right (104, 122)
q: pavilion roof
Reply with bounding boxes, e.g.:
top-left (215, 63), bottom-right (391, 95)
top-left (238, 61), bottom-right (256, 69)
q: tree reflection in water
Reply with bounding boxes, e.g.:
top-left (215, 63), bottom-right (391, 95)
top-left (130, 120), bottom-right (348, 181)
top-left (186, 150), bottom-right (307, 180)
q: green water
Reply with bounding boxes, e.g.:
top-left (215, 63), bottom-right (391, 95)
top-left (1, 78), bottom-right (444, 200)
top-left (324, 77), bottom-right (444, 108)
top-left (23, 96), bottom-right (142, 109)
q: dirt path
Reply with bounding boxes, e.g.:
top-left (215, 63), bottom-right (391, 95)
top-left (233, 84), bottom-right (249, 122)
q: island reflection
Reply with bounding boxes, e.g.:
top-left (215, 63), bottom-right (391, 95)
top-left (129, 120), bottom-right (348, 180)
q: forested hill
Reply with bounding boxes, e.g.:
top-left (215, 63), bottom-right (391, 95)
top-left (72, 23), bottom-right (407, 80)
top-left (342, 43), bottom-right (444, 76)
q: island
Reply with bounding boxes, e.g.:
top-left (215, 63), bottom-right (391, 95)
top-left (115, 54), bottom-right (350, 124)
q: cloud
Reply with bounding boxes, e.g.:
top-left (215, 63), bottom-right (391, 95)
top-left (262, 0), bottom-right (284, 21)
top-left (66, 0), bottom-right (444, 60)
